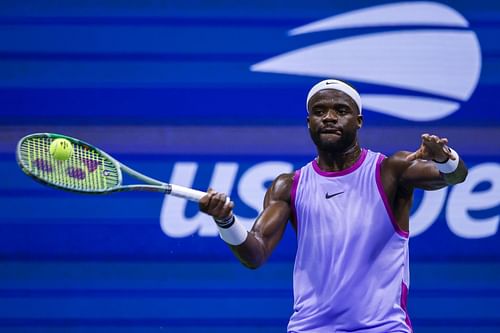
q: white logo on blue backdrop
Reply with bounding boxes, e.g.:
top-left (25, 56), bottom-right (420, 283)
top-left (160, 2), bottom-right (498, 240)
top-left (251, 2), bottom-right (482, 121)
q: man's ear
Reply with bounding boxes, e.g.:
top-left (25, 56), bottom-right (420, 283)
top-left (357, 115), bottom-right (363, 129)
top-left (307, 116), bottom-right (310, 129)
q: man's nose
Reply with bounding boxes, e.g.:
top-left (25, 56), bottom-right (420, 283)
top-left (323, 109), bottom-right (338, 122)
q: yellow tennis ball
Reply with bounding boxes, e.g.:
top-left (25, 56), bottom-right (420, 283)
top-left (50, 138), bottom-right (73, 161)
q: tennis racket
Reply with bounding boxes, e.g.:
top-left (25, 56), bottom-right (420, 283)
top-left (16, 133), bottom-right (207, 201)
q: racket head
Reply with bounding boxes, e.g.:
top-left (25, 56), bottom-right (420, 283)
top-left (16, 133), bottom-right (122, 194)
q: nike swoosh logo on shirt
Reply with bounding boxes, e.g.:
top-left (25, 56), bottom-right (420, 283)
top-left (325, 191), bottom-right (344, 199)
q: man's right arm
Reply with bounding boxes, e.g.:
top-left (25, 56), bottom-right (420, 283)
top-left (199, 173), bottom-right (294, 269)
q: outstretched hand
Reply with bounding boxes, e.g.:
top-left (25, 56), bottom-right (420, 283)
top-left (406, 133), bottom-right (455, 163)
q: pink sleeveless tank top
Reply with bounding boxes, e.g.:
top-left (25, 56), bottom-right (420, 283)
top-left (288, 149), bottom-right (412, 333)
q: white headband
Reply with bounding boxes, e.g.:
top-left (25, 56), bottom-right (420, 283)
top-left (306, 79), bottom-right (362, 115)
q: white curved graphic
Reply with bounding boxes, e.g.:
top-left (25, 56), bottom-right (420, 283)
top-left (410, 187), bottom-right (448, 236)
top-left (251, 2), bottom-right (482, 121)
top-left (252, 30), bottom-right (480, 101)
top-left (361, 95), bottom-right (460, 121)
top-left (289, 1), bottom-right (468, 35)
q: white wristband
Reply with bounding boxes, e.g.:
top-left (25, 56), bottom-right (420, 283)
top-left (433, 148), bottom-right (459, 174)
top-left (217, 217), bottom-right (248, 246)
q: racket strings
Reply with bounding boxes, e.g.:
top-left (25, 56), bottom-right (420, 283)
top-left (20, 137), bottom-right (120, 192)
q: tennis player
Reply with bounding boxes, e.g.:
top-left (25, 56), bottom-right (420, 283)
top-left (199, 79), bottom-right (468, 333)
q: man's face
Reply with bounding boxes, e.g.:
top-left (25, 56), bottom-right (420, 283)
top-left (307, 89), bottom-right (363, 153)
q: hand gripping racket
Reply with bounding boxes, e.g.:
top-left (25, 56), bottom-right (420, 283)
top-left (16, 133), bottom-right (207, 201)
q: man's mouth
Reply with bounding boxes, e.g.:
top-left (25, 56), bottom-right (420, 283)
top-left (320, 128), bottom-right (342, 136)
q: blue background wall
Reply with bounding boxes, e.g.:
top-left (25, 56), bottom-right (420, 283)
top-left (0, 1), bottom-right (499, 332)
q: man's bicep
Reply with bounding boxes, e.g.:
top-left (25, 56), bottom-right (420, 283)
top-left (252, 200), bottom-right (291, 237)
top-left (251, 173), bottom-right (293, 250)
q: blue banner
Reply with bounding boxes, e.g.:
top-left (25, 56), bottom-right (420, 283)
top-left (0, 1), bottom-right (499, 332)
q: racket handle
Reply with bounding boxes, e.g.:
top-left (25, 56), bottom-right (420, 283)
top-left (169, 184), bottom-right (207, 202)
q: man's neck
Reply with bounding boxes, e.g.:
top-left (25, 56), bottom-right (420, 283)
top-left (316, 143), bottom-right (362, 172)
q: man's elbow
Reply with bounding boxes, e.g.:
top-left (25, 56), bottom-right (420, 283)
top-left (457, 167), bottom-right (468, 184)
top-left (231, 249), bottom-right (266, 270)
top-left (446, 167), bottom-right (468, 185)
top-left (241, 261), bottom-right (263, 270)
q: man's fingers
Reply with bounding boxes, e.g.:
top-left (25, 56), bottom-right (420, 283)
top-left (199, 189), bottom-right (234, 219)
top-left (222, 200), bottom-right (235, 218)
top-left (210, 192), bottom-right (234, 218)
top-left (213, 192), bottom-right (227, 211)
top-left (406, 151), bottom-right (419, 161)
top-left (418, 133), bottom-right (455, 161)
top-left (423, 134), bottom-right (448, 145)
top-left (406, 152), bottom-right (415, 161)
top-left (199, 190), bottom-right (215, 209)
top-left (422, 133), bottom-right (445, 143)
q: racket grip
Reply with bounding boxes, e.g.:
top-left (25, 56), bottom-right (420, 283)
top-left (169, 184), bottom-right (207, 202)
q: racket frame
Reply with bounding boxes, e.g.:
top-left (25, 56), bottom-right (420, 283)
top-left (16, 133), bottom-right (206, 202)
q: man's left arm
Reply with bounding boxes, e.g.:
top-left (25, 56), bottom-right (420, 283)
top-left (390, 133), bottom-right (468, 190)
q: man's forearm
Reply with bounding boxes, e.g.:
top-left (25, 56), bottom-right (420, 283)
top-left (229, 233), bottom-right (269, 269)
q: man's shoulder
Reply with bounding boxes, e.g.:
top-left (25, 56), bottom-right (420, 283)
top-left (267, 172), bottom-right (296, 204)
top-left (386, 151), bottom-right (413, 162)
top-left (274, 172), bottom-right (296, 186)
top-left (381, 151), bottom-right (415, 176)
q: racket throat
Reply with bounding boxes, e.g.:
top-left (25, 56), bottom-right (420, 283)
top-left (118, 184), bottom-right (172, 193)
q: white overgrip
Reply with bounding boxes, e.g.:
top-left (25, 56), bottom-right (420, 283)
top-left (169, 184), bottom-right (207, 202)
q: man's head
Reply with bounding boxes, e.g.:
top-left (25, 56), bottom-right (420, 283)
top-left (306, 79), bottom-right (362, 114)
top-left (306, 79), bottom-right (363, 152)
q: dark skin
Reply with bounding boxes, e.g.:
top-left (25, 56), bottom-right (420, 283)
top-left (199, 89), bottom-right (468, 269)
